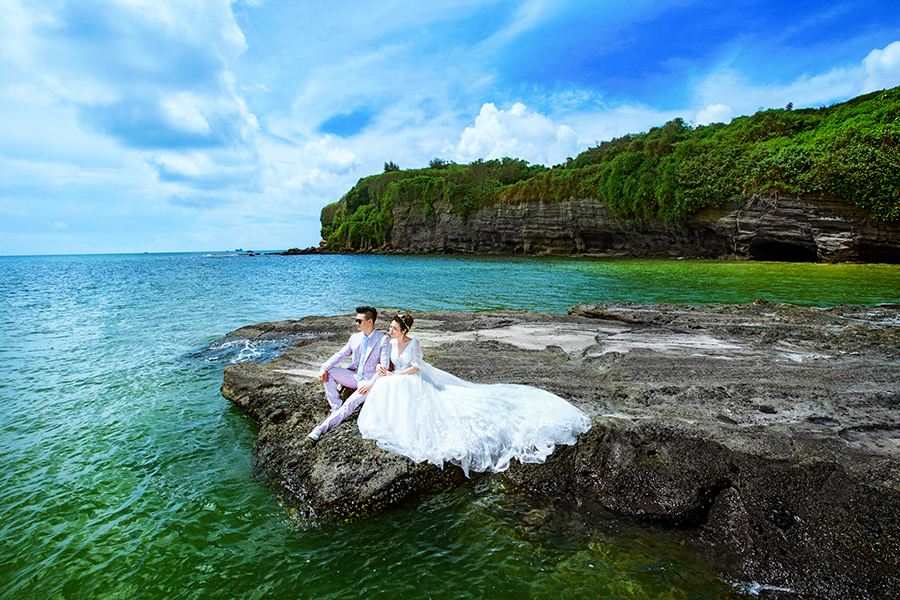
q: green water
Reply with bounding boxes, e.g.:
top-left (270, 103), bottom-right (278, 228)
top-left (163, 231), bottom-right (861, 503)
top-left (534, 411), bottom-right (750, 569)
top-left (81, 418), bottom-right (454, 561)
top-left (1, 253), bottom-right (897, 599)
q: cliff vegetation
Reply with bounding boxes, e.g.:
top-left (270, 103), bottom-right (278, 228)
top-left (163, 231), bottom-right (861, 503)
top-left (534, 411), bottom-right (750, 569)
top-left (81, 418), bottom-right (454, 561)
top-left (321, 87), bottom-right (900, 250)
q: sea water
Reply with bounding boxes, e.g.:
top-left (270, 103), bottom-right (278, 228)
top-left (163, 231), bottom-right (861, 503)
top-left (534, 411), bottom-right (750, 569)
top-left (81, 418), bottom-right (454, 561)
top-left (1, 252), bottom-right (898, 600)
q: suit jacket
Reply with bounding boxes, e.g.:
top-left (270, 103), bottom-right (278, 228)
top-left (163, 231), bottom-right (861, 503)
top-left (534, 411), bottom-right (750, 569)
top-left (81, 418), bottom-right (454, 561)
top-left (322, 330), bottom-right (390, 387)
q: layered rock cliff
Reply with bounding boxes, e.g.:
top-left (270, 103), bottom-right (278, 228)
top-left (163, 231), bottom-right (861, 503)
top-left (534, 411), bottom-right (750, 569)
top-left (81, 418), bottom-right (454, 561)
top-left (382, 194), bottom-right (900, 262)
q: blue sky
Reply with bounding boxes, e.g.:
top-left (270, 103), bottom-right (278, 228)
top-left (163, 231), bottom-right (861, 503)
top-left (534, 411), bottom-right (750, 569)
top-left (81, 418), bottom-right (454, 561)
top-left (1, 0), bottom-right (898, 255)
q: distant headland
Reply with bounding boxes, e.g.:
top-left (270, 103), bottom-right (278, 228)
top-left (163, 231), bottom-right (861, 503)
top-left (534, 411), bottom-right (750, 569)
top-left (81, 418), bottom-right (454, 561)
top-left (310, 87), bottom-right (900, 263)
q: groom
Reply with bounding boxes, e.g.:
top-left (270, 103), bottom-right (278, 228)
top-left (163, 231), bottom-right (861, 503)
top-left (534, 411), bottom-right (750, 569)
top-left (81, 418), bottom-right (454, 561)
top-left (308, 306), bottom-right (390, 441)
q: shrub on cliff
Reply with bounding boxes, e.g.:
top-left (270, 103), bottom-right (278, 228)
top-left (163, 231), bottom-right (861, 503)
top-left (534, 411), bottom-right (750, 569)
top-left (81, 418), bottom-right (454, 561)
top-left (498, 87), bottom-right (898, 222)
top-left (321, 158), bottom-right (546, 249)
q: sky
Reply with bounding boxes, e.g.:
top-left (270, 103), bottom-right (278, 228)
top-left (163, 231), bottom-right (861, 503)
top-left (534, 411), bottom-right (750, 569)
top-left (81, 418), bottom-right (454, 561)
top-left (1, 0), bottom-right (899, 255)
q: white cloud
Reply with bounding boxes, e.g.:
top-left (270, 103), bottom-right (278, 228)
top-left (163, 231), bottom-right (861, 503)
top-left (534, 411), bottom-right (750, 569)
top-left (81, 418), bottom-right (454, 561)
top-left (0, 0), bottom-right (55, 66)
top-left (40, 74), bottom-right (120, 106)
top-left (484, 0), bottom-right (560, 48)
top-left (695, 103), bottom-right (732, 126)
top-left (863, 41), bottom-right (900, 91)
top-left (161, 93), bottom-right (212, 134)
top-left (153, 152), bottom-right (215, 178)
top-left (112, 0), bottom-right (248, 57)
top-left (694, 40), bottom-right (900, 119)
top-left (452, 102), bottom-right (579, 165)
top-left (253, 133), bottom-right (364, 218)
top-left (305, 135), bottom-right (360, 172)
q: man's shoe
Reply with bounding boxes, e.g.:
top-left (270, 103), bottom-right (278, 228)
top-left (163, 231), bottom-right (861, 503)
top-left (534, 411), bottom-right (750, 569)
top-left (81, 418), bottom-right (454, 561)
top-left (307, 426), bottom-right (322, 441)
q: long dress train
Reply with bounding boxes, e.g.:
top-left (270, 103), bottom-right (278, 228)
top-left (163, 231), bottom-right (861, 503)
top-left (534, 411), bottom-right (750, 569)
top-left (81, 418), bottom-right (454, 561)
top-left (356, 337), bottom-right (591, 476)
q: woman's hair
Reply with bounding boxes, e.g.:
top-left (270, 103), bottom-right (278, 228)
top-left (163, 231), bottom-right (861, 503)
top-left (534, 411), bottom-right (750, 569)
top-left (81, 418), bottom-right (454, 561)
top-left (393, 312), bottom-right (414, 332)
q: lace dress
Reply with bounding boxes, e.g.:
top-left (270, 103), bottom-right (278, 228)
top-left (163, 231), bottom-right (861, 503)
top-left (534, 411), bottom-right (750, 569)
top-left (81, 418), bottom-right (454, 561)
top-left (356, 337), bottom-right (591, 476)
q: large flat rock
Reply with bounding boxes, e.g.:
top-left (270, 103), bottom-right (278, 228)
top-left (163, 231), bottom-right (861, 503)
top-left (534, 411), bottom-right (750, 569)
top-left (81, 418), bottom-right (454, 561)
top-left (221, 303), bottom-right (900, 598)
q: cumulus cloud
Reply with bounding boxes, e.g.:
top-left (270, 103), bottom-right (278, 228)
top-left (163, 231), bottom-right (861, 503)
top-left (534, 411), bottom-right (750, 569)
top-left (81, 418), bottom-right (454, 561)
top-left (695, 103), bottom-right (732, 126)
top-left (305, 135), bottom-right (360, 173)
top-left (863, 41), bottom-right (900, 91)
top-left (452, 103), bottom-right (580, 166)
top-left (271, 134), bottom-right (362, 203)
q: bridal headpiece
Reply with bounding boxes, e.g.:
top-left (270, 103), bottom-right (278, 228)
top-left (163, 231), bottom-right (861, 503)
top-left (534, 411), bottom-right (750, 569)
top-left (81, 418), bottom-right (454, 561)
top-left (394, 312), bottom-right (414, 330)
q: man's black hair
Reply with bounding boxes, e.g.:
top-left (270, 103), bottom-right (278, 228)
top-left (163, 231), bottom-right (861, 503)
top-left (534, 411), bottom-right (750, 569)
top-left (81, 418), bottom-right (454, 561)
top-left (356, 306), bottom-right (377, 321)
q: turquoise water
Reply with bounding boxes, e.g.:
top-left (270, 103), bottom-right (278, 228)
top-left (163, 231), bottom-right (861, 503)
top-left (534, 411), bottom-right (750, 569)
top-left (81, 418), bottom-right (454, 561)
top-left (1, 253), bottom-right (898, 600)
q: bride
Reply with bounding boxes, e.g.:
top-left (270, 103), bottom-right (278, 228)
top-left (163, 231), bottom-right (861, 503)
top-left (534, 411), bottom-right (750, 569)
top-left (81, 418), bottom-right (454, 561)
top-left (356, 313), bottom-right (591, 476)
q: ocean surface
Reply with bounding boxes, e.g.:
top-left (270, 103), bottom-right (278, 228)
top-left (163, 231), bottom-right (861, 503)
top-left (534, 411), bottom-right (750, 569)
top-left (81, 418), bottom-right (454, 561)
top-left (1, 252), bottom-right (898, 600)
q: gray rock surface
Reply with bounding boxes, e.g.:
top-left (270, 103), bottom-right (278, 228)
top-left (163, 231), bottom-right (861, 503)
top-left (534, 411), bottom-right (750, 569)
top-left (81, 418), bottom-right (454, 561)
top-left (383, 194), bottom-right (900, 262)
top-left (221, 303), bottom-right (900, 598)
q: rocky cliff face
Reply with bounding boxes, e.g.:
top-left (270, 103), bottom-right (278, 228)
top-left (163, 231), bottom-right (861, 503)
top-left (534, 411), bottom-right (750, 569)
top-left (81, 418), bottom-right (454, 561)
top-left (383, 195), bottom-right (900, 262)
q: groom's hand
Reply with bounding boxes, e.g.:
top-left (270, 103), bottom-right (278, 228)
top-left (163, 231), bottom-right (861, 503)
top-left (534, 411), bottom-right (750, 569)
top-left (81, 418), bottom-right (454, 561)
top-left (318, 368), bottom-right (328, 383)
top-left (358, 383), bottom-right (372, 394)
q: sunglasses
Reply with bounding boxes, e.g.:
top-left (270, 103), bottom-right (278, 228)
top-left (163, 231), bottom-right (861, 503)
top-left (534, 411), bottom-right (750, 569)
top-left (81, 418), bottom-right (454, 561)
top-left (355, 318), bottom-right (364, 324)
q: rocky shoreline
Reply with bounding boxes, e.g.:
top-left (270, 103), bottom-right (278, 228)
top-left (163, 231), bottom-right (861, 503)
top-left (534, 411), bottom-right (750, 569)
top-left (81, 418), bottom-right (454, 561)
top-left (220, 303), bottom-right (899, 599)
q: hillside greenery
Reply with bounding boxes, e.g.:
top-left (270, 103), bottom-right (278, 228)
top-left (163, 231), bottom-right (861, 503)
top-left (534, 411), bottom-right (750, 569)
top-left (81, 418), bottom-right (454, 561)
top-left (321, 87), bottom-right (899, 250)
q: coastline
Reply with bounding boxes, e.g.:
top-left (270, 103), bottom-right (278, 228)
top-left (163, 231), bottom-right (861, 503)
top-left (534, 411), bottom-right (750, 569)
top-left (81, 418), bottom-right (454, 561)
top-left (221, 303), bottom-right (900, 598)
top-left (319, 194), bottom-right (900, 263)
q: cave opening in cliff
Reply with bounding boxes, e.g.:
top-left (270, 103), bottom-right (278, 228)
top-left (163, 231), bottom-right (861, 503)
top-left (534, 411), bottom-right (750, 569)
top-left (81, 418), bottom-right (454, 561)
top-left (749, 241), bottom-right (818, 262)
top-left (853, 244), bottom-right (900, 264)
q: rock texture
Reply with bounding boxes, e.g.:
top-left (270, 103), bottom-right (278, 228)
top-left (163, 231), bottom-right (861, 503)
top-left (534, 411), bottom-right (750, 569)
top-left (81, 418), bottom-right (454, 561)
top-left (221, 304), bottom-right (900, 598)
top-left (383, 194), bottom-right (900, 262)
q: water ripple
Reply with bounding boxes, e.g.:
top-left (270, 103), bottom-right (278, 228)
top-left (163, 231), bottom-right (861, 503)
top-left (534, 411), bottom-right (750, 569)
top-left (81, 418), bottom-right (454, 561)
top-left (3, 252), bottom-right (892, 599)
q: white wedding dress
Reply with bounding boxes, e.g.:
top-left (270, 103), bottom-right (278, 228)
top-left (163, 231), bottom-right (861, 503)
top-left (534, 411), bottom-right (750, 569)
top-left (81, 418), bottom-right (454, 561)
top-left (357, 337), bottom-right (591, 476)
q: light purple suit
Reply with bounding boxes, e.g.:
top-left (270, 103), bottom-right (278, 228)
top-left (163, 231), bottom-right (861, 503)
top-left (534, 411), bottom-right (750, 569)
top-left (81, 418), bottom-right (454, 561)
top-left (316, 330), bottom-right (390, 434)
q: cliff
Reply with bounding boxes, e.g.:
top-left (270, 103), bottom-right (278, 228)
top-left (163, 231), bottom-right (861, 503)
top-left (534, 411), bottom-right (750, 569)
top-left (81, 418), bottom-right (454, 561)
top-left (383, 193), bottom-right (900, 262)
top-left (220, 304), bottom-right (900, 598)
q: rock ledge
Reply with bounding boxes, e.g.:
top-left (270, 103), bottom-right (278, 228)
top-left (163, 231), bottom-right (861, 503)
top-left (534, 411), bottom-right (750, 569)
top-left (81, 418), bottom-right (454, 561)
top-left (221, 304), bottom-right (900, 599)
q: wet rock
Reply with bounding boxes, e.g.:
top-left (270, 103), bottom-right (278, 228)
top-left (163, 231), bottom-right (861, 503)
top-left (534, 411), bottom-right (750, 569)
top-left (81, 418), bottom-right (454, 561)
top-left (221, 304), bottom-right (900, 598)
